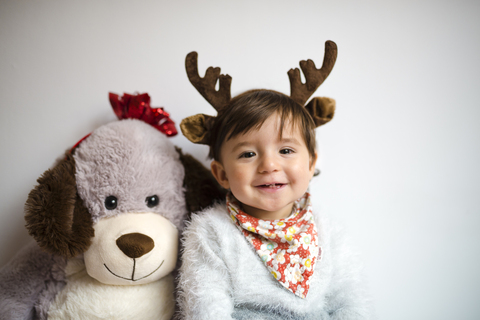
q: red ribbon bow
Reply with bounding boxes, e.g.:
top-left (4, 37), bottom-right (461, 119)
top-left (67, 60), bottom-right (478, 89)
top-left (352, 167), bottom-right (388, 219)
top-left (109, 92), bottom-right (177, 137)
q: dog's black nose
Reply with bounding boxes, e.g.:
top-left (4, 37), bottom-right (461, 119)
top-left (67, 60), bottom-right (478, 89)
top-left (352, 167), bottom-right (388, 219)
top-left (116, 233), bottom-right (154, 258)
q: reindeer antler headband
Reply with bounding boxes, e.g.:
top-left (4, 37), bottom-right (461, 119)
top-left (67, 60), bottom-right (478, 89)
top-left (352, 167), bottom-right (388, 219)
top-left (180, 41), bottom-right (338, 145)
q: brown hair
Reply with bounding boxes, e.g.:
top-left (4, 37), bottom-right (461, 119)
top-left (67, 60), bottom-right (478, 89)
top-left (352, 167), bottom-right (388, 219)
top-left (208, 89), bottom-right (317, 162)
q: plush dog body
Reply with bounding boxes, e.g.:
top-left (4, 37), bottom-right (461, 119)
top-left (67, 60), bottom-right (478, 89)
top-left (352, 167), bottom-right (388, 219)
top-left (0, 119), bottom-right (224, 320)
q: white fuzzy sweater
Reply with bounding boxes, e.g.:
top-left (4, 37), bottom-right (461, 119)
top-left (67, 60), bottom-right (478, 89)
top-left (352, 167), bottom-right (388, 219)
top-left (177, 202), bottom-right (374, 320)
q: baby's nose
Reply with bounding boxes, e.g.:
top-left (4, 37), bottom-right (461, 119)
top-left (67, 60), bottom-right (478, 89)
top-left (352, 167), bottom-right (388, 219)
top-left (258, 154), bottom-right (280, 173)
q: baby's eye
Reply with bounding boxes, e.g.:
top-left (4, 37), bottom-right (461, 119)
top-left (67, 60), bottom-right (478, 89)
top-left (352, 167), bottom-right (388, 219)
top-left (280, 148), bottom-right (294, 155)
top-left (240, 151), bottom-right (256, 158)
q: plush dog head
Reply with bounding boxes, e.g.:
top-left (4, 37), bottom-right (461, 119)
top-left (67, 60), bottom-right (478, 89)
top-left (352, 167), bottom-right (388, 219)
top-left (25, 118), bottom-right (224, 285)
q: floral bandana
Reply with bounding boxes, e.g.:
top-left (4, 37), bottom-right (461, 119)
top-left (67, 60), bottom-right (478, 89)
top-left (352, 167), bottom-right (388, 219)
top-left (226, 192), bottom-right (321, 298)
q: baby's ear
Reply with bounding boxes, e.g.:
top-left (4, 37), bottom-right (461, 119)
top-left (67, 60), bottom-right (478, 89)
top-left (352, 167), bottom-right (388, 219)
top-left (210, 160), bottom-right (230, 190)
top-left (310, 152), bottom-right (318, 176)
top-left (311, 151), bottom-right (318, 168)
top-left (24, 152), bottom-right (94, 258)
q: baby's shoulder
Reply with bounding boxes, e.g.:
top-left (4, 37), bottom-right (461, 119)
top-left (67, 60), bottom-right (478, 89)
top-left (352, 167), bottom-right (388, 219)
top-left (310, 205), bottom-right (345, 246)
top-left (184, 202), bottom-right (234, 236)
top-left (181, 202), bottom-right (242, 259)
top-left (311, 205), bottom-right (331, 229)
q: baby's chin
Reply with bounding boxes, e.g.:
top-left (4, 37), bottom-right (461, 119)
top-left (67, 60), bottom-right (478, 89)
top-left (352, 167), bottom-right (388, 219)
top-left (239, 202), bottom-right (295, 220)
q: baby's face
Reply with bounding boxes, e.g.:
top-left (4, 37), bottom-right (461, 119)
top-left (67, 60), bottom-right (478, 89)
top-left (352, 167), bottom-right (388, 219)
top-left (211, 114), bottom-right (316, 220)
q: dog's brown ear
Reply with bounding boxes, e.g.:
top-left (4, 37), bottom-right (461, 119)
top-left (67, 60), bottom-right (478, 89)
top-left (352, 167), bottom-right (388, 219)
top-left (176, 147), bottom-right (226, 217)
top-left (25, 152), bottom-right (94, 258)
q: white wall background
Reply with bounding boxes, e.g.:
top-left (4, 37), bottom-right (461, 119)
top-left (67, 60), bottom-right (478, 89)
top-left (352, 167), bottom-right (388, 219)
top-left (1, 0), bottom-right (479, 319)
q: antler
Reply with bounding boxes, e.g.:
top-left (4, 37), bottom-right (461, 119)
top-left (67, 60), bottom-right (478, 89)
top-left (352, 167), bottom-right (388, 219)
top-left (185, 52), bottom-right (232, 111)
top-left (288, 41), bottom-right (338, 106)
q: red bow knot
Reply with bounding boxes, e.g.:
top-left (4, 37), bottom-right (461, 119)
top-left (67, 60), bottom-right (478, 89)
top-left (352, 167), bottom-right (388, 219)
top-left (109, 92), bottom-right (177, 137)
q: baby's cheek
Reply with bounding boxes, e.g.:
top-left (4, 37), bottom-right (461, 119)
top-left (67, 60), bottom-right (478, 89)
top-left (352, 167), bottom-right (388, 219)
top-left (230, 171), bottom-right (248, 186)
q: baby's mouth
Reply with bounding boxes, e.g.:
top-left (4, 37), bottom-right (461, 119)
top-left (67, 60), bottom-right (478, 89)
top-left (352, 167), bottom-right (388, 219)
top-left (258, 183), bottom-right (285, 189)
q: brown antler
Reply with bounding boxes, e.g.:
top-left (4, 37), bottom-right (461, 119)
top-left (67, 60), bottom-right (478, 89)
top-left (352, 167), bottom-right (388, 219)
top-left (185, 52), bottom-right (232, 111)
top-left (288, 41), bottom-right (337, 106)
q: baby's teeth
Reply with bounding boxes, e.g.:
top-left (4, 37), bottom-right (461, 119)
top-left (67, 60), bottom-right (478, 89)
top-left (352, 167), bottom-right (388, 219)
top-left (262, 184), bottom-right (281, 188)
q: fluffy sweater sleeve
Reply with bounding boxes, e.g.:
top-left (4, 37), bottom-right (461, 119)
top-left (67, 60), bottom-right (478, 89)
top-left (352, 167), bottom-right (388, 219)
top-left (176, 205), bottom-right (236, 320)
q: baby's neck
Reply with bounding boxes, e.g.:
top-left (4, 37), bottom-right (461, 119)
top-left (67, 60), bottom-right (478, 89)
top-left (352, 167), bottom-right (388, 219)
top-left (241, 203), bottom-right (294, 221)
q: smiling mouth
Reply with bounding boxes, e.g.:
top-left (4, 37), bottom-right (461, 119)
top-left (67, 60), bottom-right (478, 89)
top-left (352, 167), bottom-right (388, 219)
top-left (104, 259), bottom-right (164, 281)
top-left (258, 183), bottom-right (286, 188)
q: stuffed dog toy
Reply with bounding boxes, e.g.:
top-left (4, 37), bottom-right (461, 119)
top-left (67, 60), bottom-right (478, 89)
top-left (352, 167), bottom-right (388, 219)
top-left (0, 93), bottom-right (224, 320)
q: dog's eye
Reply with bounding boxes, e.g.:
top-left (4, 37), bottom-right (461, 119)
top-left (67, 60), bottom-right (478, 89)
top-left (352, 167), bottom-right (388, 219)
top-left (145, 195), bottom-right (159, 208)
top-left (105, 196), bottom-right (118, 210)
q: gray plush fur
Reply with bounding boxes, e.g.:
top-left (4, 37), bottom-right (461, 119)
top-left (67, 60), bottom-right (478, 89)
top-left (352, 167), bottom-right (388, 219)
top-left (0, 119), bottom-right (192, 319)
top-left (177, 202), bottom-right (375, 320)
top-left (0, 241), bottom-right (66, 320)
top-left (74, 119), bottom-right (187, 231)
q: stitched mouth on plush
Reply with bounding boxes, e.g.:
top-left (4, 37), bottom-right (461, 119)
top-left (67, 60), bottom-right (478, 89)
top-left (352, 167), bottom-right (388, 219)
top-left (104, 259), bottom-right (165, 281)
